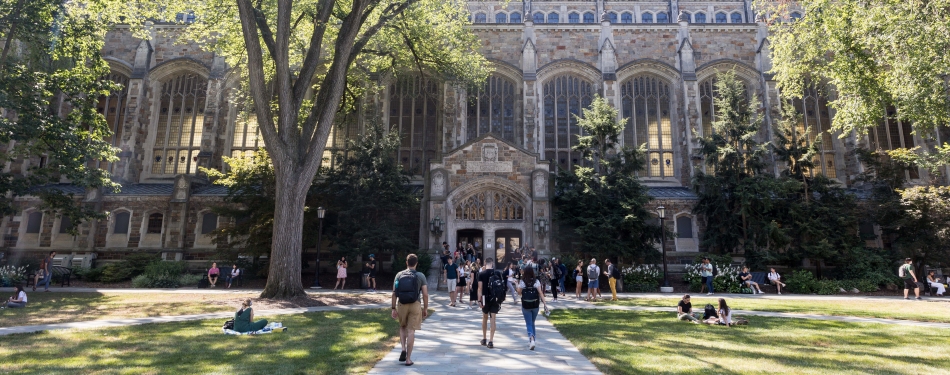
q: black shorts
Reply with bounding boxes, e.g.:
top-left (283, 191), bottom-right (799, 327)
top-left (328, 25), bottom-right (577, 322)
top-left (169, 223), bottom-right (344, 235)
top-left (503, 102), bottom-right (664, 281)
top-left (470, 287), bottom-right (478, 301)
top-left (457, 278), bottom-right (466, 287)
top-left (482, 301), bottom-right (501, 314)
top-left (903, 278), bottom-right (918, 290)
top-left (369, 273), bottom-right (376, 279)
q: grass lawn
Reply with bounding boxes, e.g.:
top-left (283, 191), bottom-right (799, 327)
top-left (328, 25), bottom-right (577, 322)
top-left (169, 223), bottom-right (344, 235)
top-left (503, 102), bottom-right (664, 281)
top-left (0, 292), bottom-right (389, 328)
top-left (0, 309), bottom-right (397, 374)
top-left (550, 309), bottom-right (950, 375)
top-left (605, 297), bottom-right (950, 323)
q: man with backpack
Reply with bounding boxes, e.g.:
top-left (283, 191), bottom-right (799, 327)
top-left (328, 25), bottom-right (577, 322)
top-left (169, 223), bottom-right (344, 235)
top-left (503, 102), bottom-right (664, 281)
top-left (478, 257), bottom-right (505, 348)
top-left (586, 258), bottom-right (601, 302)
top-left (391, 253), bottom-right (429, 366)
top-left (604, 259), bottom-right (620, 301)
top-left (900, 258), bottom-right (921, 300)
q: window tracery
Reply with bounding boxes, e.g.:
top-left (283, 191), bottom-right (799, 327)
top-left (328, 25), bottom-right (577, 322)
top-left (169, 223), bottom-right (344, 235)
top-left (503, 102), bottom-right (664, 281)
top-left (152, 72), bottom-right (206, 175)
top-left (455, 191), bottom-right (525, 221)
top-left (621, 75), bottom-right (674, 177)
top-left (543, 74), bottom-right (594, 171)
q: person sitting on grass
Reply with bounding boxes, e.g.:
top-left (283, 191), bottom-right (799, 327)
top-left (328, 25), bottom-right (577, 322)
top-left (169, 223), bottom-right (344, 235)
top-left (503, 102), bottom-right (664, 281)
top-left (677, 294), bottom-right (699, 323)
top-left (233, 299), bottom-right (268, 333)
top-left (708, 298), bottom-right (735, 326)
top-left (927, 271), bottom-right (945, 297)
top-left (5, 285), bottom-right (27, 308)
top-left (739, 267), bottom-right (763, 294)
top-left (768, 268), bottom-right (787, 295)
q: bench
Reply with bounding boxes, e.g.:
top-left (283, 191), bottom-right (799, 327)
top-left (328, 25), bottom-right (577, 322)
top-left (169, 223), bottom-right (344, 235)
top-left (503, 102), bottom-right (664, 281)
top-left (26, 266), bottom-right (72, 288)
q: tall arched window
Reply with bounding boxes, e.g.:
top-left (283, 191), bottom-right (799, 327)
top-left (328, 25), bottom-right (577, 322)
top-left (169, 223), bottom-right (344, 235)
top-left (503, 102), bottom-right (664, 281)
top-left (543, 75), bottom-right (594, 171)
top-left (621, 12), bottom-right (633, 23)
top-left (656, 12), bottom-right (669, 23)
top-left (113, 212), bottom-right (131, 234)
top-left (510, 12), bottom-right (522, 23)
top-left (867, 107), bottom-right (919, 179)
top-left (467, 74), bottom-right (521, 146)
top-left (568, 12), bottom-right (580, 23)
top-left (694, 12), bottom-right (707, 23)
top-left (533, 12), bottom-right (545, 23)
top-left (791, 88), bottom-right (837, 178)
top-left (495, 13), bottom-right (507, 23)
top-left (26, 212), bottom-right (42, 234)
top-left (474, 13), bottom-right (487, 23)
top-left (642, 12), bottom-right (654, 23)
top-left (97, 73), bottom-right (130, 173)
top-left (389, 76), bottom-right (440, 174)
top-left (715, 12), bottom-right (727, 23)
top-left (230, 113), bottom-right (261, 159)
top-left (621, 75), bottom-right (674, 177)
top-left (583, 12), bottom-right (595, 23)
top-left (153, 73), bottom-right (206, 175)
top-left (548, 12), bottom-right (559, 23)
top-left (731, 12), bottom-right (743, 23)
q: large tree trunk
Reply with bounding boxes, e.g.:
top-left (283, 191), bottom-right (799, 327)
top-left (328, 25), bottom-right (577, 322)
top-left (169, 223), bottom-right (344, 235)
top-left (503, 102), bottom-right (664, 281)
top-left (260, 164), bottom-right (309, 299)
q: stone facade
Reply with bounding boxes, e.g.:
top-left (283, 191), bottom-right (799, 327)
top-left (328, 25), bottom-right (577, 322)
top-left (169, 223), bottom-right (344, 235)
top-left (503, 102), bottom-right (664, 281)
top-left (4, 1), bottom-right (946, 270)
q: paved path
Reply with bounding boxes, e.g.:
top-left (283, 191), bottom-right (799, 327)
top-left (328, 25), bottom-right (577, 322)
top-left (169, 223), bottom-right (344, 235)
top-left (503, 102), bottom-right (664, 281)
top-left (369, 295), bottom-right (601, 375)
top-left (0, 303), bottom-right (387, 336)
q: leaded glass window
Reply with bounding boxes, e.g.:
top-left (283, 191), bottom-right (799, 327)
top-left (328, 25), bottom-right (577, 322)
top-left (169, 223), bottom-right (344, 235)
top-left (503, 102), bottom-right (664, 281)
top-left (790, 87), bottom-right (837, 178)
top-left (96, 73), bottom-right (130, 173)
top-left (621, 75), bottom-right (674, 178)
top-left (657, 12), bottom-right (669, 23)
top-left (534, 12), bottom-right (545, 23)
top-left (867, 107), bottom-right (920, 179)
top-left (548, 12), bottom-right (559, 23)
top-left (543, 75), bottom-right (594, 171)
top-left (152, 73), bottom-right (206, 175)
top-left (467, 74), bottom-right (521, 146)
top-left (569, 12), bottom-right (580, 23)
top-left (731, 12), bottom-right (742, 23)
top-left (694, 12), bottom-right (707, 23)
top-left (642, 12), bottom-right (654, 23)
top-left (389, 76), bottom-right (440, 174)
top-left (607, 12), bottom-right (617, 23)
top-left (510, 12), bottom-right (522, 23)
top-left (496, 13), bottom-right (507, 23)
top-left (715, 12), bottom-right (727, 23)
top-left (230, 113), bottom-right (261, 159)
top-left (621, 12), bottom-right (633, 23)
top-left (455, 192), bottom-right (524, 221)
top-left (583, 12), bottom-right (595, 23)
top-left (474, 13), bottom-right (487, 23)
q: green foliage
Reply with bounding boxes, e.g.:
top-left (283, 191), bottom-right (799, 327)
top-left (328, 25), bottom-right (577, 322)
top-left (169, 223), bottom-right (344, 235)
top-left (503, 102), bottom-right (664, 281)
top-left (99, 264), bottom-right (134, 283)
top-left (391, 251), bottom-right (432, 277)
top-left (887, 144), bottom-right (950, 185)
top-left (620, 264), bottom-right (660, 292)
top-left (0, 265), bottom-right (27, 286)
top-left (97, 253), bottom-right (160, 283)
top-left (892, 186), bottom-right (950, 268)
top-left (319, 122), bottom-right (419, 258)
top-left (693, 72), bottom-right (787, 262)
top-left (131, 261), bottom-right (197, 288)
top-left (0, 0), bottom-right (123, 226)
top-left (761, 0), bottom-right (950, 135)
top-left (553, 96), bottom-right (662, 262)
top-left (684, 262), bottom-right (743, 293)
top-left (73, 266), bottom-right (104, 282)
top-left (784, 270), bottom-right (817, 294)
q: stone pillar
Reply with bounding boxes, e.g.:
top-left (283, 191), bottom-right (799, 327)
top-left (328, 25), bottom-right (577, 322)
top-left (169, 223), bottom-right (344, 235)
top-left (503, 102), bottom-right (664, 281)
top-left (116, 40), bottom-right (153, 183)
top-left (522, 23), bottom-right (539, 153)
top-left (677, 15), bottom-right (700, 180)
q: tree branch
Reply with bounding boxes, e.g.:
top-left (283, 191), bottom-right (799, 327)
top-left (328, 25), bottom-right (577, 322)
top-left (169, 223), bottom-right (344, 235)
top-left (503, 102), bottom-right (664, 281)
top-left (292, 0), bottom-right (336, 106)
top-left (236, 0), bottom-right (282, 159)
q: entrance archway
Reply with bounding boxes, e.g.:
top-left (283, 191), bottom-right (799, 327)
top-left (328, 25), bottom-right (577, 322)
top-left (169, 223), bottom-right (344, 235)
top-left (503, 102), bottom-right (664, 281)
top-left (457, 229), bottom-right (484, 258)
top-left (495, 229), bottom-right (522, 265)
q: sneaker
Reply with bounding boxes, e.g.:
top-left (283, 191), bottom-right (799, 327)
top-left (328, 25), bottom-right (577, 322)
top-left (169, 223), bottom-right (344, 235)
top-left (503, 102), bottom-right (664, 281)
top-left (529, 338), bottom-right (535, 350)
top-left (481, 339), bottom-right (487, 346)
top-left (706, 293), bottom-right (713, 296)
top-left (487, 341), bottom-right (494, 349)
top-left (778, 292), bottom-right (782, 295)
top-left (904, 297), bottom-right (910, 300)
top-left (915, 297), bottom-right (922, 300)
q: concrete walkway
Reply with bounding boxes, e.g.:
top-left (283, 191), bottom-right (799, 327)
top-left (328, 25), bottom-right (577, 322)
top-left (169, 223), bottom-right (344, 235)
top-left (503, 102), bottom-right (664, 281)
top-left (369, 295), bottom-right (601, 375)
top-left (0, 303), bottom-right (387, 336)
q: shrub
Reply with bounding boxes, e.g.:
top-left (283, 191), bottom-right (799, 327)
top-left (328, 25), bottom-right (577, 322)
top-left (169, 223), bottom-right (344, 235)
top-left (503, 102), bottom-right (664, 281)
top-left (684, 262), bottom-right (742, 293)
top-left (99, 264), bottom-right (134, 283)
top-left (0, 266), bottom-right (27, 286)
top-left (131, 274), bottom-right (152, 288)
top-left (784, 270), bottom-right (817, 294)
top-left (139, 261), bottom-right (188, 288)
top-left (814, 279), bottom-right (842, 295)
top-left (177, 273), bottom-right (203, 287)
top-left (622, 264), bottom-right (661, 292)
top-left (123, 253), bottom-right (160, 275)
top-left (74, 267), bottom-right (104, 282)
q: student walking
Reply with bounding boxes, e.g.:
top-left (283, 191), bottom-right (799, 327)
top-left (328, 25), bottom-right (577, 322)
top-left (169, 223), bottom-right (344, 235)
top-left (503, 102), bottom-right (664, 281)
top-left (550, 258), bottom-right (561, 302)
top-left (699, 258), bottom-right (714, 295)
top-left (40, 251), bottom-right (55, 292)
top-left (557, 258), bottom-right (568, 294)
top-left (604, 259), bottom-right (619, 301)
top-left (516, 267), bottom-right (547, 350)
top-left (505, 262), bottom-right (519, 304)
top-left (478, 257), bottom-right (503, 348)
top-left (586, 259), bottom-right (601, 302)
top-left (574, 260), bottom-right (584, 300)
top-left (443, 257), bottom-right (459, 307)
top-left (392, 254), bottom-right (429, 366)
top-left (900, 258), bottom-right (921, 300)
top-left (468, 262), bottom-right (480, 309)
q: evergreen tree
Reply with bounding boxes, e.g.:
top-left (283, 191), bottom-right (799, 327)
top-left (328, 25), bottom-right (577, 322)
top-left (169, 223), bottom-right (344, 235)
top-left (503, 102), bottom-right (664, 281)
top-left (692, 72), bottom-right (785, 266)
top-left (553, 96), bottom-right (662, 262)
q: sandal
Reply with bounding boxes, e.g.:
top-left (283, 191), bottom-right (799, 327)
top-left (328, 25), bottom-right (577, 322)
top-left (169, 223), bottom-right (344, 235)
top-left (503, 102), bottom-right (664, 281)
top-left (405, 360), bottom-right (414, 366)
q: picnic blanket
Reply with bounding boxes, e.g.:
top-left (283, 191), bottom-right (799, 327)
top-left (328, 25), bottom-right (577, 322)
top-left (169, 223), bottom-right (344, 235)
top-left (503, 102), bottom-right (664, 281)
top-left (223, 322), bottom-right (285, 335)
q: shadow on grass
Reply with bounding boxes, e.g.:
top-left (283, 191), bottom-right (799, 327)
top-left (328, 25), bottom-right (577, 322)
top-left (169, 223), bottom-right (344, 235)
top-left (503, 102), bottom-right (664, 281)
top-left (0, 309), bottom-right (398, 375)
top-left (549, 309), bottom-right (950, 375)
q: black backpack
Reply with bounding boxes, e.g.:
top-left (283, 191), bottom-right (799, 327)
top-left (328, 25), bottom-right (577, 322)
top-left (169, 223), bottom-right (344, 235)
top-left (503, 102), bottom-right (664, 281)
top-left (396, 271), bottom-right (420, 304)
top-left (223, 319), bottom-right (234, 330)
top-left (610, 266), bottom-right (621, 279)
top-left (521, 280), bottom-right (540, 309)
top-left (703, 304), bottom-right (718, 320)
top-left (712, 264), bottom-right (719, 277)
top-left (488, 270), bottom-right (507, 304)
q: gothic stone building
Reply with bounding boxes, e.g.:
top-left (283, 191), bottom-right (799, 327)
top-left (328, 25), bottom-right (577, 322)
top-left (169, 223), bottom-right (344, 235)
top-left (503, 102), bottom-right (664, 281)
top-left (5, 1), bottom-right (947, 272)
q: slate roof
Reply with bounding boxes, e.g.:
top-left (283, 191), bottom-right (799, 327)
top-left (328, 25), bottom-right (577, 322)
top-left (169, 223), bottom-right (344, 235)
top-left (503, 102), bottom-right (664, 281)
top-left (30, 184), bottom-right (88, 195)
top-left (107, 184), bottom-right (175, 196)
top-left (192, 184), bottom-right (230, 196)
top-left (647, 186), bottom-right (699, 199)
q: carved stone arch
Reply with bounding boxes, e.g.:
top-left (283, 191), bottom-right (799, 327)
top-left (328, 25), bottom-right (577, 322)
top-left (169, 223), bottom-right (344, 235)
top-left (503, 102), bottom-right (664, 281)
top-left (616, 60), bottom-right (680, 87)
top-left (148, 58), bottom-right (211, 82)
top-left (105, 207), bottom-right (133, 247)
top-left (104, 57), bottom-right (134, 78)
top-left (448, 177), bottom-right (531, 223)
top-left (487, 59), bottom-right (524, 86)
top-left (696, 59), bottom-right (759, 87)
top-left (536, 59), bottom-right (602, 85)
top-left (673, 210), bottom-right (698, 251)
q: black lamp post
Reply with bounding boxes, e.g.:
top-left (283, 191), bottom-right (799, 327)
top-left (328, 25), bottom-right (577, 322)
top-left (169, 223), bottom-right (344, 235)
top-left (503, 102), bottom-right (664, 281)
top-left (657, 206), bottom-right (669, 288)
top-left (311, 206), bottom-right (326, 289)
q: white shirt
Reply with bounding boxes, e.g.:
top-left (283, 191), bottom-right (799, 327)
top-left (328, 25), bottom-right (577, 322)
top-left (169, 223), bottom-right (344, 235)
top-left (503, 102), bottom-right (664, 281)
top-left (507, 268), bottom-right (517, 283)
top-left (768, 272), bottom-right (780, 281)
top-left (16, 291), bottom-right (27, 303)
top-left (518, 279), bottom-right (542, 290)
top-left (719, 309), bottom-right (732, 325)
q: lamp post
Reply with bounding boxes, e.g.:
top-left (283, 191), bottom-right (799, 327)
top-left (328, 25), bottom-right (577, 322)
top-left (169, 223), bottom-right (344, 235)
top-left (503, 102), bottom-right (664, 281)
top-left (656, 206), bottom-right (669, 288)
top-left (311, 206), bottom-right (326, 289)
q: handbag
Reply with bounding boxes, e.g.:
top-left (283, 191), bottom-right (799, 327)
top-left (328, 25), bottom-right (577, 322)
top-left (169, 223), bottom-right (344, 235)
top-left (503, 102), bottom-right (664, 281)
top-left (223, 319), bottom-right (235, 330)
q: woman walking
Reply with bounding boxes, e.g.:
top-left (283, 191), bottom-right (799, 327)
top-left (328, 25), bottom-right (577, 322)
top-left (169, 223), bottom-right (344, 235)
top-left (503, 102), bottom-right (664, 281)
top-left (334, 257), bottom-right (348, 289)
top-left (574, 260), bottom-right (584, 300)
top-left (516, 267), bottom-right (547, 350)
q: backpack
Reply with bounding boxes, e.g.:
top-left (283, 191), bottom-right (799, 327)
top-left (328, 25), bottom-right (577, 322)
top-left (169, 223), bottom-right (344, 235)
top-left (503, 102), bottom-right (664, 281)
top-left (396, 271), bottom-right (420, 304)
top-left (702, 304), bottom-right (718, 320)
top-left (712, 264), bottom-right (719, 277)
top-left (572, 269), bottom-right (579, 279)
top-left (610, 266), bottom-right (621, 279)
top-left (521, 280), bottom-right (540, 309)
top-left (553, 265), bottom-right (562, 279)
top-left (488, 270), bottom-right (507, 304)
top-left (898, 264), bottom-right (910, 279)
top-left (588, 265), bottom-right (599, 280)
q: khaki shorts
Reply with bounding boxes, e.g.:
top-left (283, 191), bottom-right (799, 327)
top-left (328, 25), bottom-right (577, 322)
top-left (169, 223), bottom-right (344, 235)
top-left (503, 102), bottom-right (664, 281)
top-left (447, 278), bottom-right (457, 291)
top-left (396, 301), bottom-right (423, 330)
